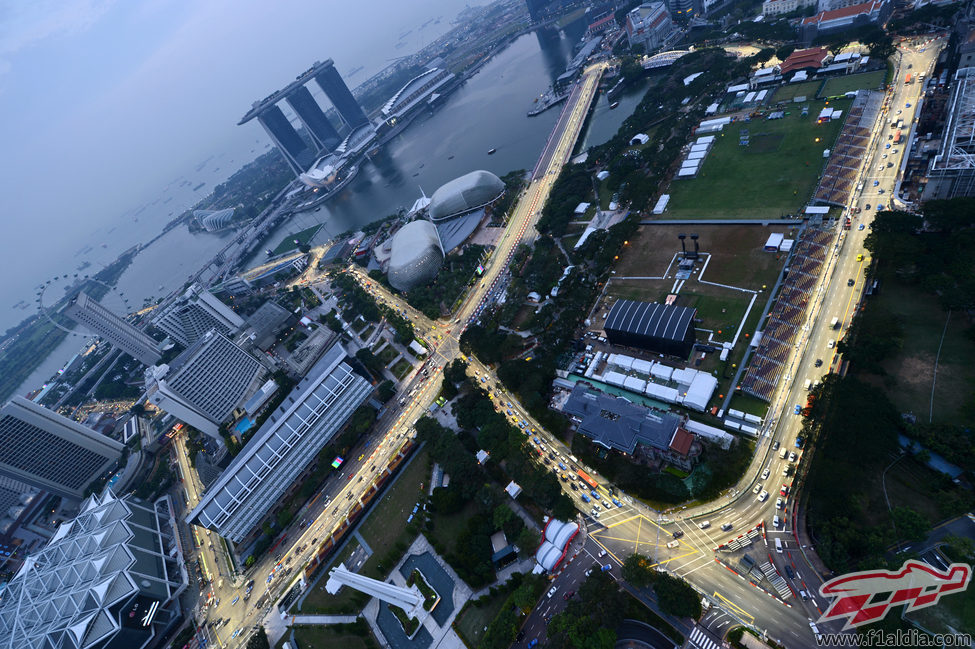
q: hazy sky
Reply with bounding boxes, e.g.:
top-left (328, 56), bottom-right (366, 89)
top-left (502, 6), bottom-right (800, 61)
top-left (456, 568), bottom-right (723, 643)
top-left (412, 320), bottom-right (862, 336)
top-left (0, 0), bottom-right (484, 330)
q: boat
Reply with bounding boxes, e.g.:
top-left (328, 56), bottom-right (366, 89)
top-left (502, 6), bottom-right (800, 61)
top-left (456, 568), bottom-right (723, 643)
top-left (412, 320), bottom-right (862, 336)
top-left (447, 155), bottom-right (454, 160)
top-left (266, 249), bottom-right (273, 256)
top-left (609, 101), bottom-right (620, 110)
top-left (487, 148), bottom-right (497, 155)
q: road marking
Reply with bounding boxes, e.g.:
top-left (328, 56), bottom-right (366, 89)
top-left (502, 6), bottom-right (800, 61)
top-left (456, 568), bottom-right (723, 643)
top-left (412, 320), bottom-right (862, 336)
top-left (713, 592), bottom-right (755, 624)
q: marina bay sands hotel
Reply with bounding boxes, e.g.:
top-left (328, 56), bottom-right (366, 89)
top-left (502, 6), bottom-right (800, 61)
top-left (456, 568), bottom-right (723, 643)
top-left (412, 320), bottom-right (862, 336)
top-left (239, 59), bottom-right (369, 175)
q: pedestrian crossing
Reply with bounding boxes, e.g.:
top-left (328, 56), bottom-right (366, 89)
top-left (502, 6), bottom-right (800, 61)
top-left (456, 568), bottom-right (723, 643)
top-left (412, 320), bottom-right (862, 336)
top-left (688, 626), bottom-right (720, 649)
top-left (760, 561), bottom-right (792, 599)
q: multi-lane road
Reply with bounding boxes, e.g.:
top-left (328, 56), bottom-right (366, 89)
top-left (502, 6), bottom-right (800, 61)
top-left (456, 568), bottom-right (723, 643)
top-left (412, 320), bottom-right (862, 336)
top-left (186, 38), bottom-right (947, 649)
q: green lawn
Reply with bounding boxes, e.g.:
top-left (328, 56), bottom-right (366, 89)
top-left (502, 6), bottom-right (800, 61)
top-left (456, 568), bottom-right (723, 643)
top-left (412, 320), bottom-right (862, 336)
top-left (299, 450), bottom-right (430, 614)
top-left (727, 392), bottom-right (771, 418)
top-left (666, 100), bottom-right (849, 218)
top-left (391, 358), bottom-right (413, 380)
top-left (377, 345), bottom-right (398, 366)
top-left (272, 224), bottom-right (323, 256)
top-left (820, 70), bottom-right (886, 97)
top-left (771, 81), bottom-right (823, 103)
top-left (454, 591), bottom-right (512, 648)
top-left (874, 283), bottom-right (975, 424)
top-left (291, 622), bottom-right (380, 649)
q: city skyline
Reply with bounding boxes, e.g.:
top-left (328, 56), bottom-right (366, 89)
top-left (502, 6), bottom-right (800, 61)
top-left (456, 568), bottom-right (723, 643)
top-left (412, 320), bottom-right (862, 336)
top-left (0, 0), bottom-right (485, 333)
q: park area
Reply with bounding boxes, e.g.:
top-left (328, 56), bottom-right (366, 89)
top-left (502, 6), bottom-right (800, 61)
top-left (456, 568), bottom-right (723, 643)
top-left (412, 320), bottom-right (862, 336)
top-left (771, 80), bottom-right (822, 103)
top-left (664, 99), bottom-right (849, 218)
top-left (271, 224), bottom-right (322, 256)
top-left (820, 70), bottom-right (886, 97)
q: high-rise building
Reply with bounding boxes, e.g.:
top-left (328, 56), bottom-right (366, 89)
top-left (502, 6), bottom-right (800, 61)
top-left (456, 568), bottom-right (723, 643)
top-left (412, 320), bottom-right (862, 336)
top-left (0, 397), bottom-right (123, 500)
top-left (0, 491), bottom-right (187, 649)
top-left (256, 103), bottom-right (318, 175)
top-left (154, 283), bottom-right (245, 348)
top-left (63, 291), bottom-right (161, 366)
top-left (314, 60), bottom-right (369, 129)
top-left (625, 2), bottom-right (676, 52)
top-left (145, 330), bottom-right (266, 439)
top-left (188, 342), bottom-right (371, 544)
top-left (286, 85), bottom-right (342, 151)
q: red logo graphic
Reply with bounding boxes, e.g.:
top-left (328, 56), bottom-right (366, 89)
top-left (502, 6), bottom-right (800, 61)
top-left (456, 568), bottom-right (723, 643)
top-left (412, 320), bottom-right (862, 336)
top-left (818, 560), bottom-right (971, 629)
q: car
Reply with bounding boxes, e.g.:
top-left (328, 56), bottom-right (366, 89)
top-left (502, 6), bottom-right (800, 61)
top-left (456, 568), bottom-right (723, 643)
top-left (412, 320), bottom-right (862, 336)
top-left (858, 223), bottom-right (865, 231)
top-left (581, 494), bottom-right (590, 503)
top-left (896, 109), bottom-right (902, 115)
top-left (758, 490), bottom-right (769, 502)
top-left (585, 567), bottom-right (593, 577)
top-left (753, 484), bottom-right (763, 494)
top-left (516, 631), bottom-right (526, 642)
top-left (785, 565), bottom-right (795, 579)
top-left (592, 511), bottom-right (600, 519)
top-left (794, 404), bottom-right (802, 415)
top-left (772, 441), bottom-right (780, 451)
top-left (570, 483), bottom-right (578, 491)
top-left (231, 596), bottom-right (240, 605)
top-left (666, 540), bottom-right (680, 549)
top-left (761, 468), bottom-right (770, 480)
top-left (873, 180), bottom-right (879, 186)
top-left (592, 505), bottom-right (600, 512)
top-left (892, 149), bottom-right (898, 155)
top-left (789, 452), bottom-right (797, 462)
top-left (231, 628), bottom-right (243, 639)
top-left (698, 520), bottom-right (710, 529)
top-left (781, 484), bottom-right (790, 496)
top-left (672, 530), bottom-right (684, 539)
top-left (773, 515), bottom-right (782, 528)
top-left (266, 574), bottom-right (273, 584)
top-left (598, 549), bottom-right (608, 558)
top-left (563, 590), bottom-right (575, 600)
top-left (547, 586), bottom-right (558, 599)
top-left (528, 640), bottom-right (539, 649)
top-left (612, 498), bottom-right (623, 507)
top-left (603, 500), bottom-right (611, 509)
top-left (848, 278), bottom-right (855, 287)
top-left (815, 358), bottom-right (823, 367)
top-left (776, 498), bottom-right (785, 510)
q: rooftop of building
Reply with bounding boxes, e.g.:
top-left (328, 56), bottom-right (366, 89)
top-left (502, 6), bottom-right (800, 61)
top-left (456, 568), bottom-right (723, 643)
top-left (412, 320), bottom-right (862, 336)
top-left (239, 59), bottom-right (338, 124)
top-left (428, 170), bottom-right (505, 221)
top-left (801, 0), bottom-right (885, 24)
top-left (562, 383), bottom-right (682, 455)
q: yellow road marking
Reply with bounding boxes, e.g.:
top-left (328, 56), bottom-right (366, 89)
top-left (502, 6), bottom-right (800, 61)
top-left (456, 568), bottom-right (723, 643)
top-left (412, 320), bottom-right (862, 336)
top-left (714, 592), bottom-right (755, 623)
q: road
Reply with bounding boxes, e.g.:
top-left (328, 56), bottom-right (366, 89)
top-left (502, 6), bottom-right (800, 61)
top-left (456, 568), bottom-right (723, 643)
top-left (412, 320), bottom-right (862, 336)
top-left (185, 62), bottom-right (608, 648)
top-left (186, 38), bottom-right (946, 649)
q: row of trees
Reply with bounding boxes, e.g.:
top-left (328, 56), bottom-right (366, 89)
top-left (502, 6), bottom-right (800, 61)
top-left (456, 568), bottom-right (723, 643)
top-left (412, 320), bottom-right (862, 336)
top-left (621, 553), bottom-right (702, 619)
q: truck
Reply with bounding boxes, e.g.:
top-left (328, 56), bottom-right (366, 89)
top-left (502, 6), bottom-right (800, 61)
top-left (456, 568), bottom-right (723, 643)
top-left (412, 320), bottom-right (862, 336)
top-left (893, 129), bottom-right (904, 145)
top-left (905, 73), bottom-right (913, 84)
top-left (830, 316), bottom-right (840, 329)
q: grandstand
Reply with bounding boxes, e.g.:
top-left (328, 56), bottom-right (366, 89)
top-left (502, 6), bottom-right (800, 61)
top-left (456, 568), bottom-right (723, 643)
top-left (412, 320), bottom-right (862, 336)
top-left (740, 227), bottom-right (835, 401)
top-left (811, 91), bottom-right (883, 206)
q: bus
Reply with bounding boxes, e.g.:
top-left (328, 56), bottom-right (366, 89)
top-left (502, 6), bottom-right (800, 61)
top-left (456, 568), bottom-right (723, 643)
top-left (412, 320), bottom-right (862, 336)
top-left (577, 469), bottom-right (599, 490)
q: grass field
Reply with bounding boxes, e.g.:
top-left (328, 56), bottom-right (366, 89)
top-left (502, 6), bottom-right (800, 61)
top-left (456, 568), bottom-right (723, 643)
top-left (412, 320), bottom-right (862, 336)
top-left (377, 345), bottom-right (398, 366)
top-left (299, 450), bottom-right (430, 613)
top-left (771, 81), bottom-right (822, 103)
top-left (872, 283), bottom-right (975, 424)
top-left (391, 358), bottom-right (413, 380)
top-left (291, 624), bottom-right (380, 649)
top-left (454, 591), bottom-right (511, 648)
top-left (272, 224), bottom-right (322, 256)
top-left (665, 100), bottom-right (849, 218)
top-left (820, 70), bottom-right (886, 97)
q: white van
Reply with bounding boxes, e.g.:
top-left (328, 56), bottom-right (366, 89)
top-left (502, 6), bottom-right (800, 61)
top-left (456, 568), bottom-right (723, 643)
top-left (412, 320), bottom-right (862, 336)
top-left (779, 447), bottom-right (788, 460)
top-left (775, 538), bottom-right (783, 553)
top-left (773, 515), bottom-right (781, 528)
top-left (721, 522), bottom-right (733, 532)
top-left (804, 379), bottom-right (812, 391)
top-left (828, 339), bottom-right (835, 349)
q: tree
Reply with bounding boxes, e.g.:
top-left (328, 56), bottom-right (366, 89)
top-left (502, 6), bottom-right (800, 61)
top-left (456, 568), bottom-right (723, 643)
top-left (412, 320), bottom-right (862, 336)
top-left (517, 527), bottom-right (539, 554)
top-left (246, 628), bottom-right (271, 649)
top-left (754, 47), bottom-right (775, 63)
top-left (891, 506), bottom-right (930, 542)
top-left (653, 572), bottom-right (702, 619)
top-left (622, 553), bottom-right (656, 587)
top-left (775, 44), bottom-right (796, 61)
top-left (377, 380), bottom-right (396, 403)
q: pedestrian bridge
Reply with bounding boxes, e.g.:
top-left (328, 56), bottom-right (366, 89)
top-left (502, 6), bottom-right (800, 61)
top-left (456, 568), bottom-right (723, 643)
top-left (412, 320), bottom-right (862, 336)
top-left (642, 50), bottom-right (691, 69)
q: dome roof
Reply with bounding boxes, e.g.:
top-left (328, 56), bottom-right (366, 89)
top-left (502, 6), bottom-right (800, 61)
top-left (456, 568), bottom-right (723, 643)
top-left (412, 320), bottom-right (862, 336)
top-left (387, 221), bottom-right (444, 292)
top-left (428, 170), bottom-right (505, 221)
top-left (194, 208), bottom-right (236, 232)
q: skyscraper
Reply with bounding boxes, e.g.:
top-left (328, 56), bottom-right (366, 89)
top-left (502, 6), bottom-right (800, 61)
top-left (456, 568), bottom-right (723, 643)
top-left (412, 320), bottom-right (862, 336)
top-left (0, 491), bottom-right (187, 649)
top-left (63, 291), bottom-right (161, 366)
top-left (314, 60), bottom-right (369, 129)
top-left (154, 283), bottom-right (245, 348)
top-left (286, 85), bottom-right (342, 151)
top-left (0, 397), bottom-right (123, 499)
top-left (188, 342), bottom-right (371, 544)
top-left (256, 104), bottom-right (317, 175)
top-left (145, 330), bottom-right (266, 439)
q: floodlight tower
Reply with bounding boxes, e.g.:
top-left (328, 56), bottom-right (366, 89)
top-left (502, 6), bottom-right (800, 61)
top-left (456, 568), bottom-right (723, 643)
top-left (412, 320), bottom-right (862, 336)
top-left (690, 234), bottom-right (700, 260)
top-left (678, 233), bottom-right (687, 258)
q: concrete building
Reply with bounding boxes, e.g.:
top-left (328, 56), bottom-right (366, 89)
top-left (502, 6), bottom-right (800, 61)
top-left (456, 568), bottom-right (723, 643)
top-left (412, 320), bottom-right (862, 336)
top-left (799, 0), bottom-right (891, 44)
top-left (923, 67), bottom-right (975, 200)
top-left (0, 491), bottom-right (187, 649)
top-left (387, 220), bottom-right (445, 292)
top-left (187, 342), bottom-right (371, 545)
top-left (241, 300), bottom-right (295, 350)
top-left (154, 283), bottom-right (244, 347)
top-left (0, 397), bottom-right (123, 500)
top-left (193, 208), bottom-right (237, 233)
top-left (240, 59), bottom-right (368, 176)
top-left (562, 384), bottom-right (695, 470)
top-left (625, 2), bottom-right (675, 53)
top-left (381, 67), bottom-right (455, 126)
top-left (145, 330), bottom-right (266, 439)
top-left (63, 292), bottom-right (161, 366)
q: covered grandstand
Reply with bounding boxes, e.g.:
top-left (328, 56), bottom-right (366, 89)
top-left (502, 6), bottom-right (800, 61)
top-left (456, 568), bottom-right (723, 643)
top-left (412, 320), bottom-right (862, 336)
top-left (534, 519), bottom-right (579, 572)
top-left (812, 91), bottom-right (883, 206)
top-left (604, 300), bottom-right (697, 358)
top-left (428, 170), bottom-right (505, 222)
